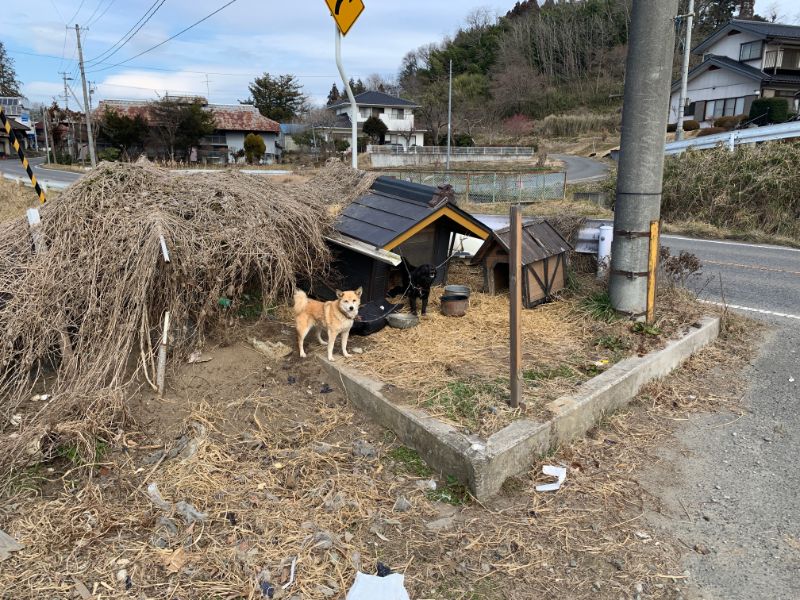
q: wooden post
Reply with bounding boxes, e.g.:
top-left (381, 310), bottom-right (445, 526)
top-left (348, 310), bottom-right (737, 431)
top-left (646, 220), bottom-right (660, 324)
top-left (509, 205), bottom-right (523, 408)
top-left (156, 311), bottom-right (171, 397)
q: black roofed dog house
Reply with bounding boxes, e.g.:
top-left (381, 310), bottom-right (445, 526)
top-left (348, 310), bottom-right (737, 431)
top-left (471, 220), bottom-right (573, 308)
top-left (326, 177), bottom-right (491, 303)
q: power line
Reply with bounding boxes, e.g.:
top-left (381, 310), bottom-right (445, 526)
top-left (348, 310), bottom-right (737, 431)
top-left (67, 0), bottom-right (88, 25)
top-left (7, 47), bottom-right (336, 78)
top-left (87, 0), bottom-right (239, 74)
top-left (49, 0), bottom-right (65, 23)
top-left (87, 0), bottom-right (118, 28)
top-left (85, 0), bottom-right (166, 65)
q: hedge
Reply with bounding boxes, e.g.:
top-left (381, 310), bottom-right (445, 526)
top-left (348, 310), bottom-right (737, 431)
top-left (749, 98), bottom-right (789, 125)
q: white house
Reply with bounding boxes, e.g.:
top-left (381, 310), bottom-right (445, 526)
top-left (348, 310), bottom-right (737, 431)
top-left (326, 91), bottom-right (426, 149)
top-left (97, 98), bottom-right (280, 163)
top-left (669, 19), bottom-right (800, 126)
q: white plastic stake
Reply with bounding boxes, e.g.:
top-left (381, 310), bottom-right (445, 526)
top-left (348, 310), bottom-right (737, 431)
top-left (26, 208), bottom-right (44, 255)
top-left (159, 234), bottom-right (170, 263)
top-left (156, 311), bottom-right (170, 397)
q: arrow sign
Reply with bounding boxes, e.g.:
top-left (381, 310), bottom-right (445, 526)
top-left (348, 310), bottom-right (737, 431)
top-left (325, 0), bottom-right (365, 36)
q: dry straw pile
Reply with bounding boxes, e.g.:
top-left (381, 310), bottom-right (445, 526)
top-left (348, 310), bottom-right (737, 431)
top-left (0, 159), bottom-right (376, 478)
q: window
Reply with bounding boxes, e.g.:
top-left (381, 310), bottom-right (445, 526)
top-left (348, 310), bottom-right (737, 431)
top-left (723, 98), bottom-right (736, 116)
top-left (735, 97), bottom-right (745, 114)
top-left (684, 102), bottom-right (696, 117)
top-left (705, 101), bottom-right (716, 120)
top-left (739, 40), bottom-right (762, 61)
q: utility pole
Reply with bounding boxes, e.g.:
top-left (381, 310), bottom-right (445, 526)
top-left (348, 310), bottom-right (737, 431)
top-left (75, 24), bottom-right (97, 167)
top-left (42, 106), bottom-right (51, 164)
top-left (675, 0), bottom-right (695, 141)
top-left (609, 0), bottom-right (679, 319)
top-left (446, 59), bottom-right (453, 171)
top-left (59, 71), bottom-right (75, 162)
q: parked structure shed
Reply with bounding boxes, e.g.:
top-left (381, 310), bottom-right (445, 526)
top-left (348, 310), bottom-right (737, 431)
top-left (326, 177), bottom-right (491, 303)
top-left (472, 220), bottom-right (572, 308)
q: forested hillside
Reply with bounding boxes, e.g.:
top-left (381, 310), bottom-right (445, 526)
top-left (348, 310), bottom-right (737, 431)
top-left (397, 0), bottom-right (755, 143)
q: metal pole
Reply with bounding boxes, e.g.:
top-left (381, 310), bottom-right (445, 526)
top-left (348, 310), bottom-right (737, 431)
top-left (75, 25), bottom-right (97, 167)
top-left (675, 0), bottom-right (694, 141)
top-left (335, 24), bottom-right (358, 169)
top-left (446, 60), bottom-right (453, 171)
top-left (646, 220), bottom-right (660, 324)
top-left (609, 0), bottom-right (679, 320)
top-left (509, 205), bottom-right (522, 409)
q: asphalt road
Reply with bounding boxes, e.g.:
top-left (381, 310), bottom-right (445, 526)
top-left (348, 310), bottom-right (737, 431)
top-left (645, 234), bottom-right (800, 600)
top-left (662, 235), bottom-right (800, 319)
top-left (0, 156), bottom-right (81, 187)
top-left (552, 153), bottom-right (610, 183)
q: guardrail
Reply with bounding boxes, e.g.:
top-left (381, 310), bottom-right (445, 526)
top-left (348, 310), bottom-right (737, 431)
top-left (368, 145), bottom-right (535, 156)
top-left (665, 120), bottom-right (800, 155)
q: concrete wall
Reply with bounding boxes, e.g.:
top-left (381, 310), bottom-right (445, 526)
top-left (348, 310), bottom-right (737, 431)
top-left (369, 152), bottom-right (534, 168)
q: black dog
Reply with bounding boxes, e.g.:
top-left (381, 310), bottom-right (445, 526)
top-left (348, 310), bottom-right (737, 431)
top-left (388, 258), bottom-right (437, 315)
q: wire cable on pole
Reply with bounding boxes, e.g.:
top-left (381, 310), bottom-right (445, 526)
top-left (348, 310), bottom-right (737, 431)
top-left (85, 0), bottom-right (167, 65)
top-left (87, 0), bottom-right (239, 74)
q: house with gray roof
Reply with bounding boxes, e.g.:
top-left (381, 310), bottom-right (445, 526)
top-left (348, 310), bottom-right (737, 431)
top-left (325, 91), bottom-right (427, 149)
top-left (668, 18), bottom-right (800, 126)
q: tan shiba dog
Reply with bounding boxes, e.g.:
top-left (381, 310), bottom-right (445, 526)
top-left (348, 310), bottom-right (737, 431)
top-left (294, 288), bottom-right (362, 361)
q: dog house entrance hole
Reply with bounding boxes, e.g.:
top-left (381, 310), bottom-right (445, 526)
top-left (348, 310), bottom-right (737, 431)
top-left (493, 262), bottom-right (510, 293)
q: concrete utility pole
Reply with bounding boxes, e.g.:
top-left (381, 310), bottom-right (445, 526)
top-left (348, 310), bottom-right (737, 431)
top-left (675, 0), bottom-right (695, 141)
top-left (446, 59), bottom-right (453, 171)
top-left (42, 106), bottom-right (51, 164)
top-left (609, 0), bottom-right (679, 319)
top-left (75, 24), bottom-right (97, 167)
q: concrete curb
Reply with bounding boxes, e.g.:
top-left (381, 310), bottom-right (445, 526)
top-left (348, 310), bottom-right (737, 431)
top-left (319, 316), bottom-right (720, 501)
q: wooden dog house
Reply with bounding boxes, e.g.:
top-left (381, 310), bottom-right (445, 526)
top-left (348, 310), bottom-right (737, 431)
top-left (325, 177), bottom-right (491, 303)
top-left (472, 220), bottom-right (572, 308)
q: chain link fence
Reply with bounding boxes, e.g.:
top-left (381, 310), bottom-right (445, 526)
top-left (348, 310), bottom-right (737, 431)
top-left (390, 171), bottom-right (567, 203)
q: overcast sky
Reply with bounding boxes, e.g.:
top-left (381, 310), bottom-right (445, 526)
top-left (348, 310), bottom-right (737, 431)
top-left (4, 0), bottom-right (799, 109)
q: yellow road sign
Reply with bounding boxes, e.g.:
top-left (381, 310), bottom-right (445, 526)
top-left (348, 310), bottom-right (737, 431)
top-left (325, 0), bottom-right (364, 36)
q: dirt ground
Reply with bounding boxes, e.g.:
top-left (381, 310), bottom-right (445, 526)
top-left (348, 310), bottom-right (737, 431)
top-left (0, 296), bottom-right (758, 600)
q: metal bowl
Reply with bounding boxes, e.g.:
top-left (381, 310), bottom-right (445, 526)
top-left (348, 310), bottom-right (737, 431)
top-left (386, 313), bottom-right (420, 329)
top-left (444, 284), bottom-right (471, 297)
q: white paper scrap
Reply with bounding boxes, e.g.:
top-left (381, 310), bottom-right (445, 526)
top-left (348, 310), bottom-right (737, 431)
top-left (535, 465), bottom-right (567, 492)
top-left (346, 572), bottom-right (410, 600)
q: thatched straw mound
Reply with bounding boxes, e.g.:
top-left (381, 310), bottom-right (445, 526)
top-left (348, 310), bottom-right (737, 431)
top-left (0, 159), bottom-right (376, 474)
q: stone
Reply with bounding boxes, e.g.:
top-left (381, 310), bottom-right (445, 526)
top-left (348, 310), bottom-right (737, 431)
top-left (352, 440), bottom-right (378, 459)
top-left (425, 516), bottom-right (456, 532)
top-left (393, 496), bottom-right (412, 513)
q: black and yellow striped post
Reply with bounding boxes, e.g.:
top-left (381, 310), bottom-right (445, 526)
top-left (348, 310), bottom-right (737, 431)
top-left (0, 105), bottom-right (46, 204)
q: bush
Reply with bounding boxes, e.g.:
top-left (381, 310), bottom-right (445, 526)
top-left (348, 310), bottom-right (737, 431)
top-left (534, 112), bottom-right (619, 137)
top-left (244, 133), bottom-right (266, 164)
top-left (334, 139), bottom-right (350, 153)
top-left (697, 126), bottom-right (727, 137)
top-left (454, 133), bottom-right (475, 147)
top-left (682, 120), bottom-right (700, 131)
top-left (97, 148), bottom-right (121, 162)
top-left (713, 116), bottom-right (739, 130)
top-left (667, 123), bottom-right (677, 133)
top-left (749, 98), bottom-right (789, 125)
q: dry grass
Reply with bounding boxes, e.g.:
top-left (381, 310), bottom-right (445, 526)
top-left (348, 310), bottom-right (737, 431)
top-left (461, 198), bottom-right (612, 220)
top-left (535, 113), bottom-right (620, 138)
top-left (349, 266), bottom-right (707, 437)
top-left (0, 179), bottom-right (46, 223)
top-left (0, 308), bottom-right (759, 600)
top-left (661, 143), bottom-right (800, 242)
top-left (0, 159), bottom-right (376, 481)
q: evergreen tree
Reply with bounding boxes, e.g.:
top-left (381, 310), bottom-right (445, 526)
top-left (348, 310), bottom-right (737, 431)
top-left (244, 73), bottom-right (308, 122)
top-left (327, 83), bottom-right (341, 105)
top-left (0, 42), bottom-right (22, 96)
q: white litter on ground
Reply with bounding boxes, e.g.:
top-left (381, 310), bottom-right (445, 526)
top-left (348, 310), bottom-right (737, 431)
top-left (535, 465), bottom-right (567, 492)
top-left (346, 572), bottom-right (410, 600)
